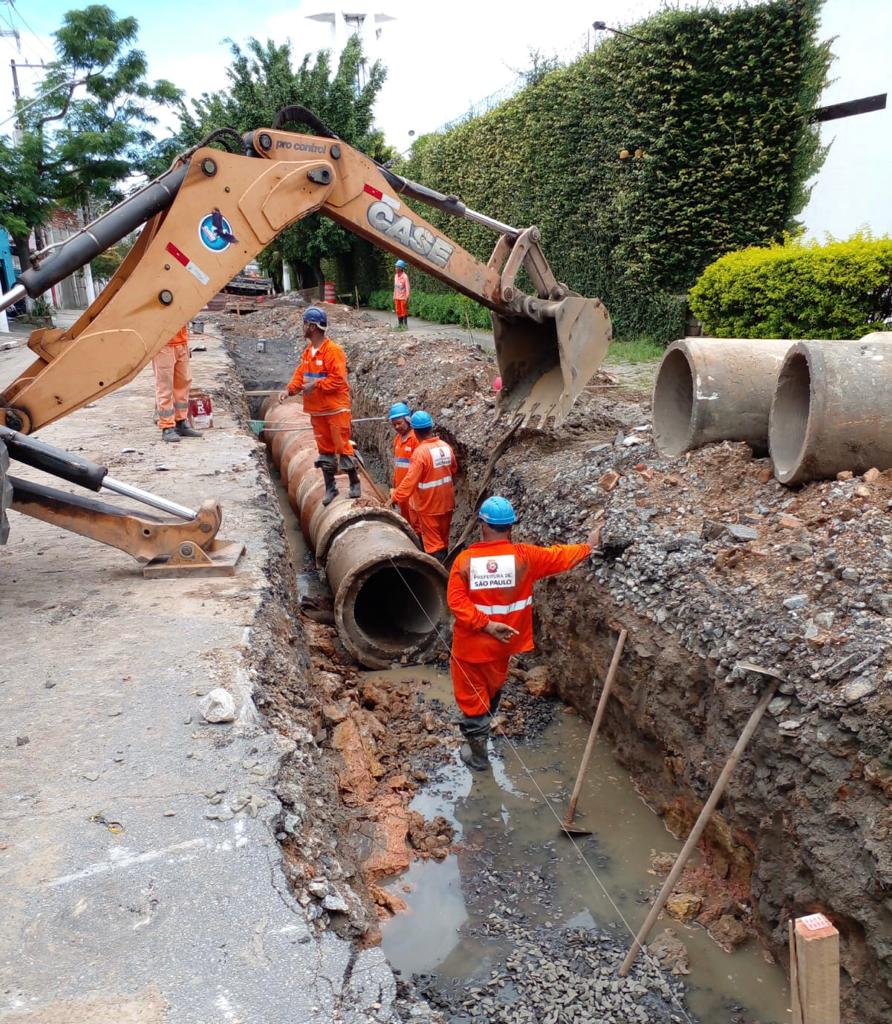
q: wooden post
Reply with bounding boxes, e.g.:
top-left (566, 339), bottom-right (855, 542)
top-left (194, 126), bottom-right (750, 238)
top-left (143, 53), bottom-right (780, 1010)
top-left (562, 629), bottom-right (628, 826)
top-left (790, 914), bottom-right (840, 1024)
top-left (619, 674), bottom-right (779, 976)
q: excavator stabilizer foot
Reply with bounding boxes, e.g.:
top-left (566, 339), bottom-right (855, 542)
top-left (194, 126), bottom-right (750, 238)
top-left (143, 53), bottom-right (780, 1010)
top-left (493, 295), bottom-right (612, 429)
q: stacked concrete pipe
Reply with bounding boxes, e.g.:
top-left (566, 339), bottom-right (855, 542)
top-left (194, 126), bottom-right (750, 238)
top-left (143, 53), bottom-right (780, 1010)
top-left (259, 398), bottom-right (448, 668)
top-left (769, 335), bottom-right (892, 484)
top-left (652, 337), bottom-right (793, 457)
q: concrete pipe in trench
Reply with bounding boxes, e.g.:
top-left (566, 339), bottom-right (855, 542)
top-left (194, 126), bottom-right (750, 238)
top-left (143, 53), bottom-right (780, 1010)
top-left (259, 398), bottom-right (448, 668)
top-left (653, 338), bottom-right (793, 457)
top-left (769, 337), bottom-right (892, 485)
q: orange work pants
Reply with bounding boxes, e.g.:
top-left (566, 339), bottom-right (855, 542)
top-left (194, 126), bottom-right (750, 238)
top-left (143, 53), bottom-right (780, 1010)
top-left (310, 411), bottom-right (354, 457)
top-left (416, 511), bottom-right (451, 554)
top-left (450, 654), bottom-right (511, 717)
top-left (152, 342), bottom-right (191, 429)
top-left (398, 501), bottom-right (420, 533)
top-left (394, 298), bottom-right (408, 318)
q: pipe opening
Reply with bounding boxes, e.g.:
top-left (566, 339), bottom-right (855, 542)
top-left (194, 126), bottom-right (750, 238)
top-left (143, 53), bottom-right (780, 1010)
top-left (352, 563), bottom-right (443, 650)
top-left (653, 347), bottom-right (694, 457)
top-left (770, 352), bottom-right (811, 481)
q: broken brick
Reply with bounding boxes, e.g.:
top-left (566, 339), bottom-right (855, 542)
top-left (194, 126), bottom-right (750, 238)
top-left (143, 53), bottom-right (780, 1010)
top-left (598, 470), bottom-right (620, 492)
top-left (862, 467), bottom-right (881, 483)
top-left (757, 466), bottom-right (774, 484)
top-left (836, 470), bottom-right (853, 481)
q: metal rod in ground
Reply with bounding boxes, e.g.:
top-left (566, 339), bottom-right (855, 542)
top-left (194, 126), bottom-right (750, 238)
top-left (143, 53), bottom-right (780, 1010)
top-left (356, 461), bottom-right (388, 505)
top-left (618, 671), bottom-right (780, 976)
top-left (561, 628), bottom-right (627, 834)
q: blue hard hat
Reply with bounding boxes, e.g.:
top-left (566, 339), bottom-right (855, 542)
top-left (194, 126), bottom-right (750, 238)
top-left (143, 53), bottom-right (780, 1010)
top-left (395, 259), bottom-right (407, 269)
top-left (410, 410), bottom-right (433, 430)
top-left (303, 305), bottom-right (328, 327)
top-left (479, 496), bottom-right (516, 526)
top-left (388, 402), bottom-right (412, 420)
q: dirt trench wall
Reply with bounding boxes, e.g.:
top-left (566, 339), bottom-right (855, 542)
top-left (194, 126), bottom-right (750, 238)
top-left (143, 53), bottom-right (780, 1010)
top-left (343, 328), bottom-right (892, 1024)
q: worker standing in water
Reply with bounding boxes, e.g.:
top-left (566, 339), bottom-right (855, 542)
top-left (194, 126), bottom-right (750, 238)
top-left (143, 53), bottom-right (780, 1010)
top-left (390, 410), bottom-right (456, 561)
top-left (388, 402), bottom-right (419, 529)
top-left (278, 306), bottom-right (360, 506)
top-left (393, 259), bottom-right (410, 329)
top-left (153, 325), bottom-right (202, 443)
top-left (447, 496), bottom-right (603, 770)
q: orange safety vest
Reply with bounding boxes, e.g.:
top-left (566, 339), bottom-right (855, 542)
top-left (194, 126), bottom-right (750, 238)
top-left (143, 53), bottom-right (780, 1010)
top-left (393, 271), bottom-right (410, 301)
top-left (393, 429), bottom-right (418, 487)
top-left (167, 326), bottom-right (189, 347)
top-left (391, 436), bottom-right (456, 514)
top-left (447, 539), bottom-right (591, 663)
top-left (286, 337), bottom-right (351, 415)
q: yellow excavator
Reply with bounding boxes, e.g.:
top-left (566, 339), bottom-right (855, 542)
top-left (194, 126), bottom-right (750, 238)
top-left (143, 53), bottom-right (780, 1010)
top-left (0, 106), bottom-right (612, 573)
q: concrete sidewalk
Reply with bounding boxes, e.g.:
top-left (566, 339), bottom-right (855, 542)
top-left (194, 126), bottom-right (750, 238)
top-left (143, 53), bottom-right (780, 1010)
top-left (0, 334), bottom-right (401, 1022)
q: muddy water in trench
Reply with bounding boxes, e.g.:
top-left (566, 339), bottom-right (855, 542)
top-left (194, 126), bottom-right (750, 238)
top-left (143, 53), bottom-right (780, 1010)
top-left (369, 667), bottom-right (790, 1024)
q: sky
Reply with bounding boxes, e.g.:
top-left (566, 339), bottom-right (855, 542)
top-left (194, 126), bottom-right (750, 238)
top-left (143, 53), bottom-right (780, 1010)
top-left (1, 0), bottom-right (890, 239)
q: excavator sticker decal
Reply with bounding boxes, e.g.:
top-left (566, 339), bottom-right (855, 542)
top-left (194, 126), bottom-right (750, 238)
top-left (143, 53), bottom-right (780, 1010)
top-left (365, 196), bottom-right (454, 269)
top-left (198, 210), bottom-right (237, 253)
top-left (165, 241), bottom-right (210, 286)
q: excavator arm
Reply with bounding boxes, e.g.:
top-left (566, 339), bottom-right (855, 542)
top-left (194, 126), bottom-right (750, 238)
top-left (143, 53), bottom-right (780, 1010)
top-left (0, 109), bottom-right (611, 569)
top-left (1, 107), bottom-right (612, 434)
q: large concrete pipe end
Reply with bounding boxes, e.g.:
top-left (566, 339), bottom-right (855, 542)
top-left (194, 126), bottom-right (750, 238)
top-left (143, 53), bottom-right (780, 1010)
top-left (653, 338), bottom-right (792, 457)
top-left (326, 521), bottom-right (448, 668)
top-left (769, 339), bottom-right (892, 485)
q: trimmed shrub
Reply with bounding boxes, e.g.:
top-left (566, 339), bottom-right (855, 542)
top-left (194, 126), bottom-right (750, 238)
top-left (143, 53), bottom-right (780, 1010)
top-left (689, 236), bottom-right (892, 339)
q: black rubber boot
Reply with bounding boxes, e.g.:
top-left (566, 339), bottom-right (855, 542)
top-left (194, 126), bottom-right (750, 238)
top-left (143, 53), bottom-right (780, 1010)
top-left (175, 421), bottom-right (203, 438)
top-left (161, 427), bottom-right (181, 443)
top-left (460, 735), bottom-right (490, 771)
top-left (320, 467), bottom-right (338, 506)
top-left (459, 714), bottom-right (491, 771)
top-left (339, 455), bottom-right (362, 499)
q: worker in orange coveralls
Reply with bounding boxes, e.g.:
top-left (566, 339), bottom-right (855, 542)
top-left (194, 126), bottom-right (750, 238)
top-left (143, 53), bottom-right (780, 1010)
top-left (393, 259), bottom-right (410, 329)
top-left (389, 410), bottom-right (456, 561)
top-left (388, 401), bottom-right (419, 530)
top-left (278, 306), bottom-right (360, 506)
top-left (447, 496), bottom-right (603, 770)
top-left (153, 325), bottom-right (202, 442)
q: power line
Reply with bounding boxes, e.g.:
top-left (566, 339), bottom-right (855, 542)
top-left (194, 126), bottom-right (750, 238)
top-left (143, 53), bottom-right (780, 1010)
top-left (4, 1), bottom-right (53, 62)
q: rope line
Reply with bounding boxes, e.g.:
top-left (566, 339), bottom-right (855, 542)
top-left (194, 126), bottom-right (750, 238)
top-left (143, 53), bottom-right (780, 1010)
top-left (383, 551), bottom-right (696, 1024)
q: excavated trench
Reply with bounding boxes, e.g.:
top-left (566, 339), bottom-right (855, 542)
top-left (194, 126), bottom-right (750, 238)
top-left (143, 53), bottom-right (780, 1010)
top-left (224, 306), bottom-right (892, 1024)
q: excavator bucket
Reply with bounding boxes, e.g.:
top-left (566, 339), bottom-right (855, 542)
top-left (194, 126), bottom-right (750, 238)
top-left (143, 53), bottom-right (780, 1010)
top-left (492, 295), bottom-right (613, 428)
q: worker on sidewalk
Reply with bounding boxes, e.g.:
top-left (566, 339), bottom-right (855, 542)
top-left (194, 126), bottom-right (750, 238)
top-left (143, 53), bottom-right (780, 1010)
top-left (389, 402), bottom-right (419, 529)
top-left (278, 306), bottom-right (360, 506)
top-left (393, 259), bottom-right (410, 329)
top-left (153, 325), bottom-right (202, 443)
top-left (390, 410), bottom-right (456, 561)
top-left (447, 496), bottom-right (603, 770)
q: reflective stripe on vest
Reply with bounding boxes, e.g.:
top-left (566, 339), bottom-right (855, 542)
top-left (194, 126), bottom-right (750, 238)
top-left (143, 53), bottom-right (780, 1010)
top-left (394, 457), bottom-right (411, 467)
top-left (473, 596), bottom-right (533, 615)
top-left (417, 475), bottom-right (452, 490)
top-left (305, 371), bottom-right (328, 379)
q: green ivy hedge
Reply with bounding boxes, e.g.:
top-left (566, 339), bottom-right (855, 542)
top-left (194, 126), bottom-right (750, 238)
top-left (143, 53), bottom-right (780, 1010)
top-left (689, 236), bottom-right (892, 339)
top-left (367, 289), bottom-right (492, 329)
top-left (394, 1), bottom-right (829, 344)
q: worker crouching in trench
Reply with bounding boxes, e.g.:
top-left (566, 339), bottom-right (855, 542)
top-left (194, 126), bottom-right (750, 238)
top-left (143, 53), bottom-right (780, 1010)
top-left (279, 306), bottom-right (361, 505)
top-left (447, 497), bottom-right (604, 770)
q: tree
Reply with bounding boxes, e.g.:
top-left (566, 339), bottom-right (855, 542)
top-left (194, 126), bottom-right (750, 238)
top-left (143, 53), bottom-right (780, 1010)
top-left (0, 5), bottom-right (180, 283)
top-left (180, 35), bottom-right (391, 288)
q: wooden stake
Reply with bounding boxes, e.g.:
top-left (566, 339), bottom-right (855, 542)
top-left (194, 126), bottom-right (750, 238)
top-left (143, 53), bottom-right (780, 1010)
top-left (562, 628), bottom-right (628, 828)
top-left (619, 674), bottom-right (779, 975)
top-left (790, 914), bottom-right (840, 1024)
